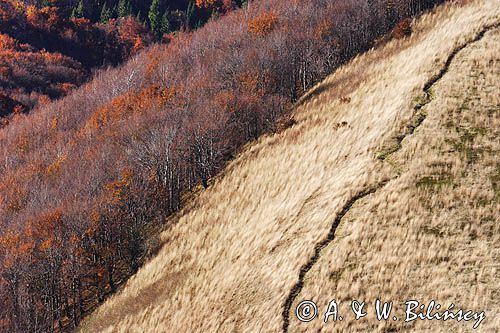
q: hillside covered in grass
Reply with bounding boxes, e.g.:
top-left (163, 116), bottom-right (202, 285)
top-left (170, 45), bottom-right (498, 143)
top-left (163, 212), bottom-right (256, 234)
top-left (0, 0), bottom-right (450, 331)
top-left (79, 0), bottom-right (499, 332)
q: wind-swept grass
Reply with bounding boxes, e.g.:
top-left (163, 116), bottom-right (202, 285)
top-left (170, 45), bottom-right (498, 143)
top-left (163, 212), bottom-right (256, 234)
top-left (80, 1), bottom-right (500, 332)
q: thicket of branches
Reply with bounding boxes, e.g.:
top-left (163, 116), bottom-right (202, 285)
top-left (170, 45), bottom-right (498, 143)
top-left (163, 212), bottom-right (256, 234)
top-left (0, 0), bottom-right (154, 123)
top-left (0, 0), bottom-right (444, 331)
top-left (17, 0), bottom-right (245, 38)
top-left (0, 0), bottom-right (244, 124)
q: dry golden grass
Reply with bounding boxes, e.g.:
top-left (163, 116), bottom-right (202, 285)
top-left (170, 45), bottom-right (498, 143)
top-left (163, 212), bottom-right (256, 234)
top-left (289, 22), bottom-right (500, 333)
top-left (80, 1), bottom-right (500, 332)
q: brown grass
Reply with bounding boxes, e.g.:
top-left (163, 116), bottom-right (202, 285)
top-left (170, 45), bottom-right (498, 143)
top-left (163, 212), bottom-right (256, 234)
top-left (289, 22), bottom-right (500, 333)
top-left (79, 1), bottom-right (500, 332)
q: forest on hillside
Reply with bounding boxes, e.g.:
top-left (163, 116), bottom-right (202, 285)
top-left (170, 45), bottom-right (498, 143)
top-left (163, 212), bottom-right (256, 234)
top-left (0, 0), bottom-right (241, 125)
top-left (0, 0), bottom-right (444, 331)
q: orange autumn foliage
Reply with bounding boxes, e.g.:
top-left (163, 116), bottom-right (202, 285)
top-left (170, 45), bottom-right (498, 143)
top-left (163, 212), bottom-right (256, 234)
top-left (105, 169), bottom-right (133, 203)
top-left (391, 18), bottom-right (413, 39)
top-left (87, 85), bottom-right (175, 130)
top-left (38, 95), bottom-right (51, 106)
top-left (314, 18), bottom-right (335, 39)
top-left (240, 71), bottom-right (260, 92)
top-left (133, 37), bottom-right (144, 53)
top-left (195, 0), bottom-right (215, 8)
top-left (145, 52), bottom-right (161, 82)
top-left (39, 6), bottom-right (59, 26)
top-left (25, 5), bottom-right (60, 29)
top-left (25, 208), bottom-right (64, 251)
top-left (50, 116), bottom-right (58, 130)
top-left (0, 0), bottom-right (153, 123)
top-left (196, 0), bottom-right (233, 12)
top-left (12, 104), bottom-right (23, 114)
top-left (46, 154), bottom-right (67, 176)
top-left (0, 34), bottom-right (17, 50)
top-left (5, 189), bottom-right (27, 213)
top-left (25, 5), bottom-right (37, 23)
top-left (58, 82), bottom-right (76, 95)
top-left (0, 232), bottom-right (34, 268)
top-left (248, 11), bottom-right (278, 36)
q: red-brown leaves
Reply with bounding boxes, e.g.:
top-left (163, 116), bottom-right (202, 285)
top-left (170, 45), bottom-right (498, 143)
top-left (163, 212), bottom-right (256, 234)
top-left (25, 5), bottom-right (61, 30)
top-left (314, 18), bottom-right (335, 40)
top-left (196, 0), bottom-right (233, 13)
top-left (46, 154), bottom-right (67, 176)
top-left (4, 188), bottom-right (27, 213)
top-left (0, 2), bottom-right (154, 123)
top-left (145, 52), bottom-right (162, 82)
top-left (0, 231), bottom-right (34, 268)
top-left (391, 18), bottom-right (412, 39)
top-left (240, 71), bottom-right (260, 92)
top-left (0, 34), bottom-right (17, 50)
top-left (133, 37), bottom-right (144, 53)
top-left (86, 85), bottom-right (175, 132)
top-left (196, 0), bottom-right (217, 8)
top-left (24, 209), bottom-right (64, 254)
top-left (249, 11), bottom-right (278, 37)
top-left (0, 209), bottom-right (65, 274)
top-left (105, 169), bottom-right (133, 204)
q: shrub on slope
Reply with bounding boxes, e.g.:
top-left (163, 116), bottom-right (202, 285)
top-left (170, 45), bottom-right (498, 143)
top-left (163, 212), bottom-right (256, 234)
top-left (0, 0), bottom-right (443, 331)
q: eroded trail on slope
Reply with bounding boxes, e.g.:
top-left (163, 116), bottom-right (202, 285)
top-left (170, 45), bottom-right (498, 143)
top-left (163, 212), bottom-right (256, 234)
top-left (281, 22), bottom-right (500, 333)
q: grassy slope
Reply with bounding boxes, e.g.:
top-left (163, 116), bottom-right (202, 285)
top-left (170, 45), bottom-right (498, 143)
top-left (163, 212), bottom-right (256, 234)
top-left (80, 0), bottom-right (500, 332)
top-left (289, 11), bottom-right (500, 333)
